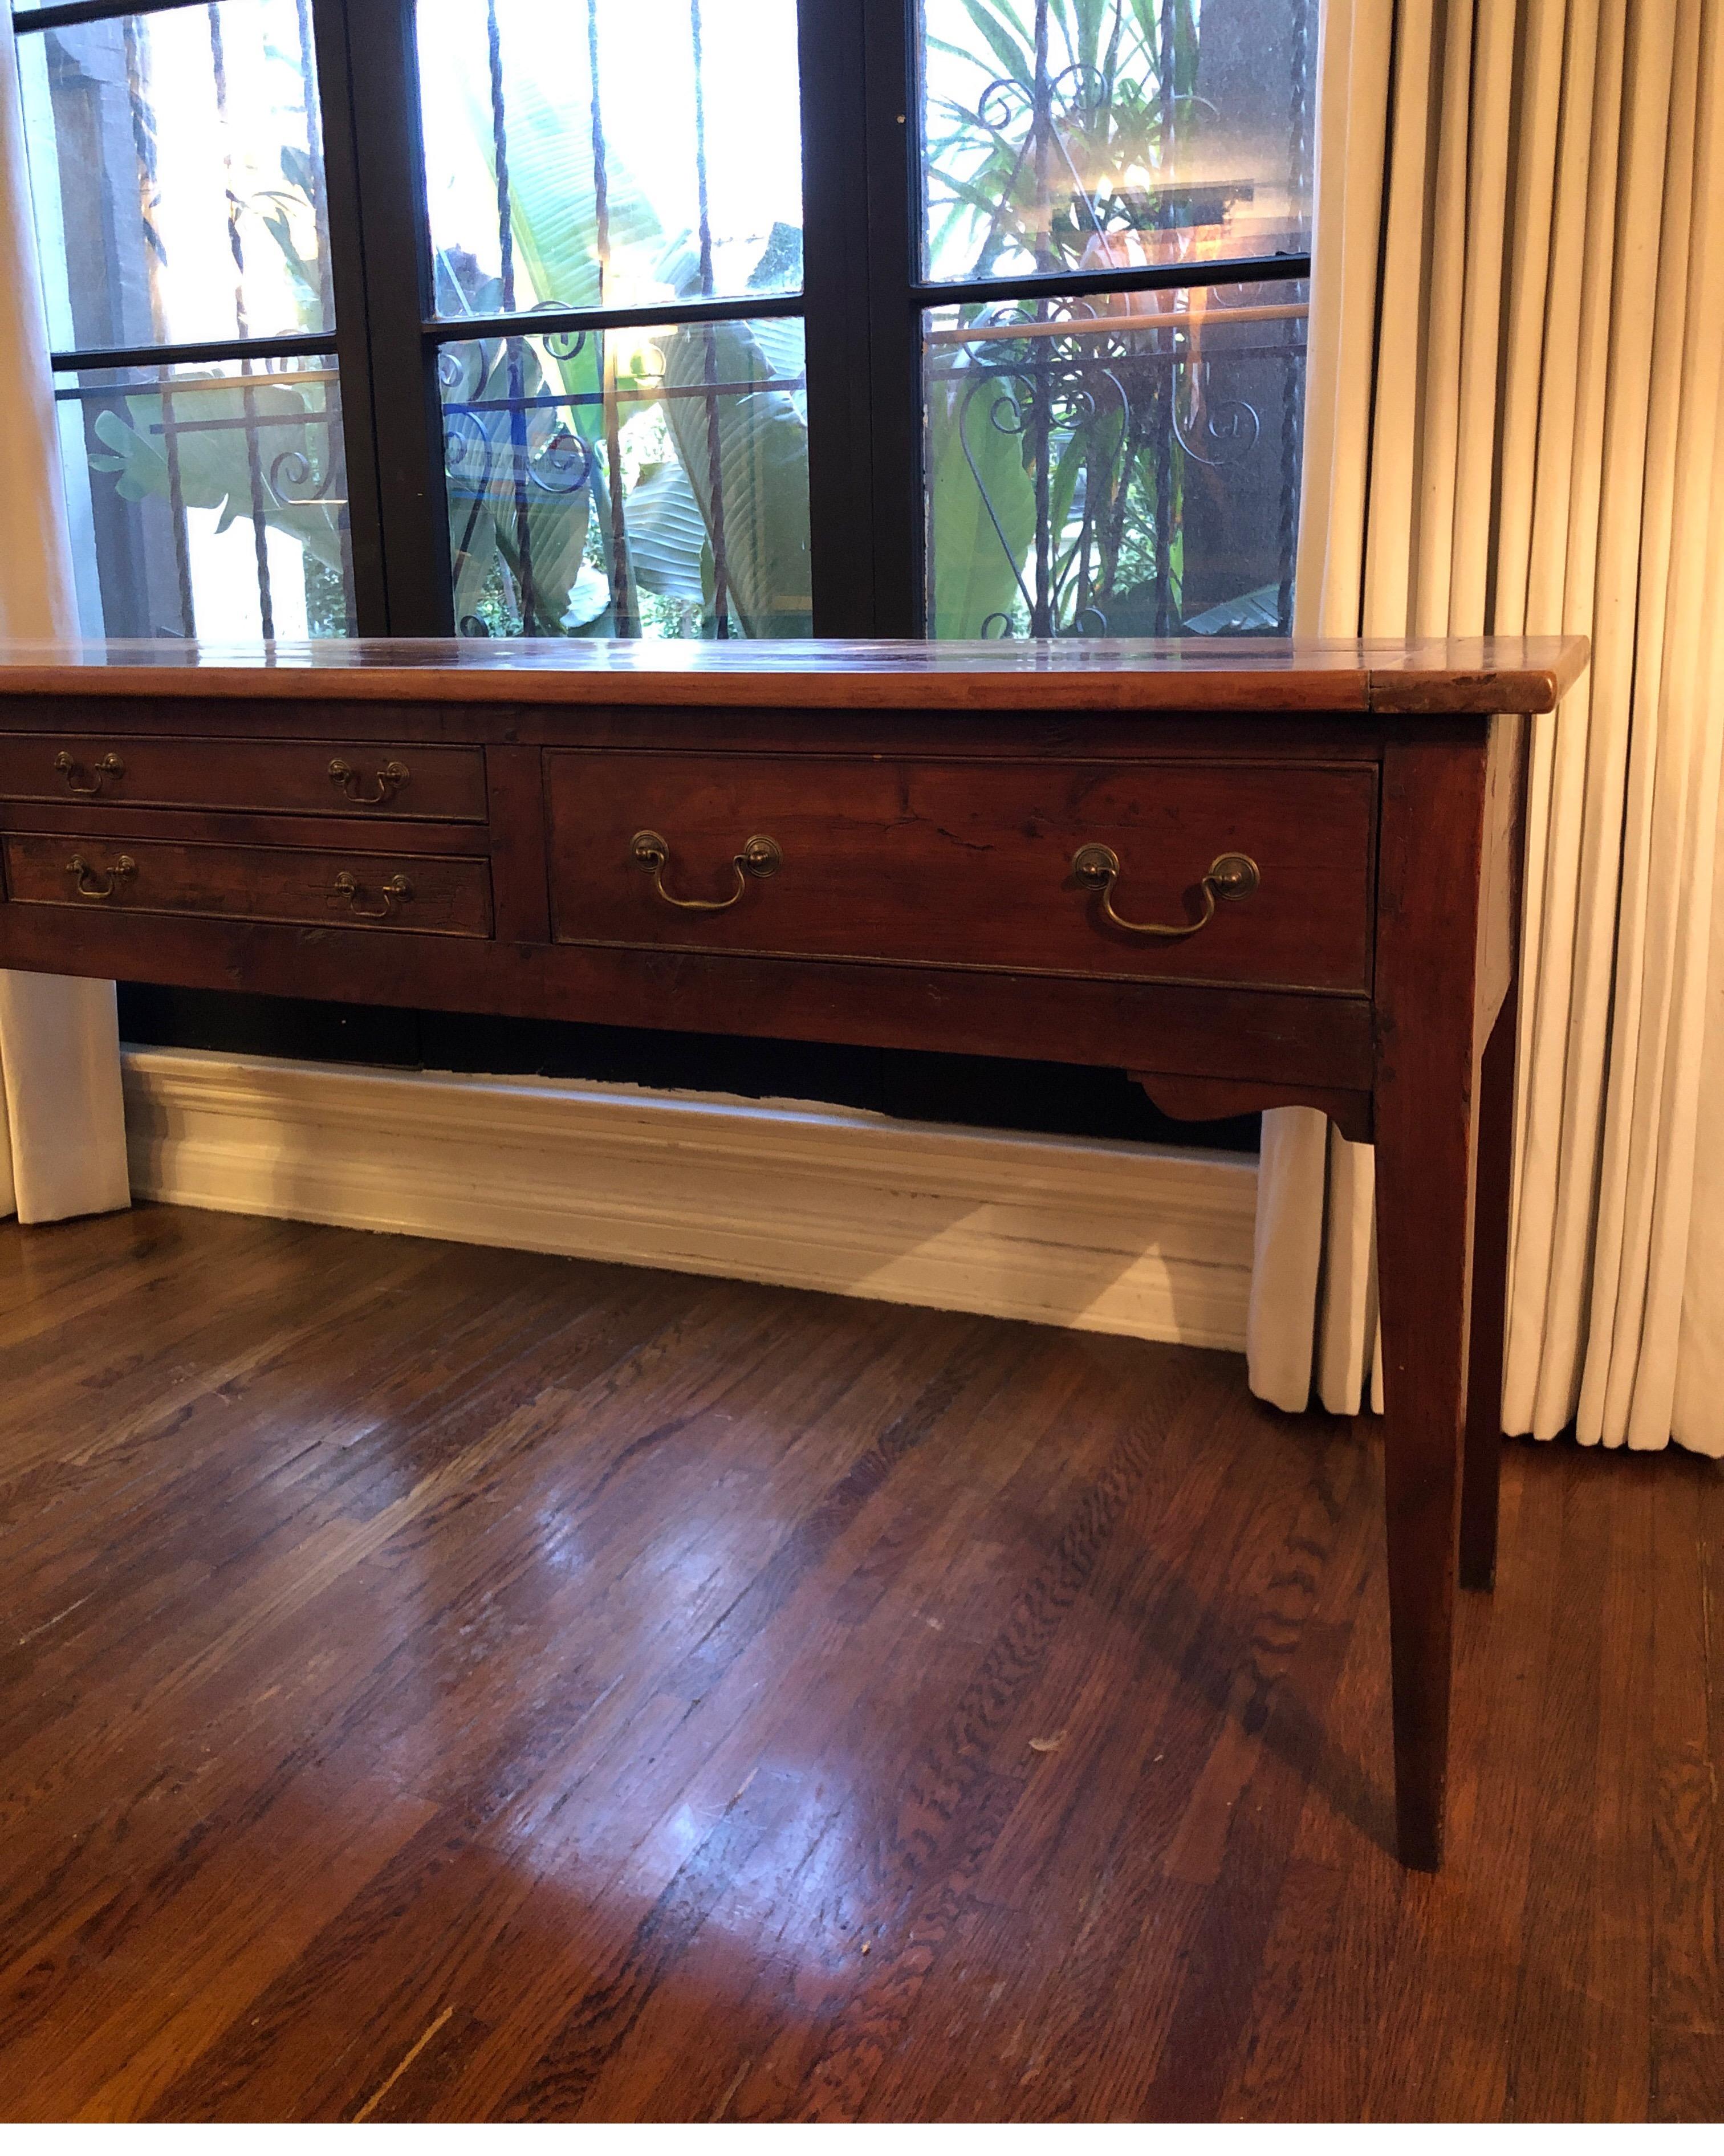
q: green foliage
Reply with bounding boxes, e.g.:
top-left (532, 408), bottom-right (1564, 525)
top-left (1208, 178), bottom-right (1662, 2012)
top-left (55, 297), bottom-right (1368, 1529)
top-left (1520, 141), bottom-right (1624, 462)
top-left (928, 371), bottom-right (1036, 636)
top-left (925, 0), bottom-right (1231, 638)
top-left (88, 375), bottom-right (347, 573)
top-left (656, 317), bottom-right (812, 637)
top-left (925, 0), bottom-right (1211, 280)
top-left (439, 321), bottom-right (597, 634)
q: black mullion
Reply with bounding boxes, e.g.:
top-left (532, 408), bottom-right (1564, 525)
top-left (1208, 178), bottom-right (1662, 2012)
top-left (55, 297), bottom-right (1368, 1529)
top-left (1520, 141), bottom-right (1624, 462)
top-left (12, 0), bottom-right (193, 32)
top-left (336, 0), bottom-right (452, 634)
top-left (307, 0), bottom-right (387, 633)
top-left (916, 252), bottom-right (1313, 310)
top-left (860, 0), bottom-right (920, 636)
top-left (798, 0), bottom-right (875, 637)
top-left (49, 332), bottom-right (329, 372)
top-left (425, 292), bottom-right (805, 345)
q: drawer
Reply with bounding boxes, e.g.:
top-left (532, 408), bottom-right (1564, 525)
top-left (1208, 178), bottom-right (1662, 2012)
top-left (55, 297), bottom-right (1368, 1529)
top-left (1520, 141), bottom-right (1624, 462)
top-left (0, 735), bottom-right (486, 821)
top-left (546, 753), bottom-right (1376, 991)
top-left (3, 833), bottom-right (493, 937)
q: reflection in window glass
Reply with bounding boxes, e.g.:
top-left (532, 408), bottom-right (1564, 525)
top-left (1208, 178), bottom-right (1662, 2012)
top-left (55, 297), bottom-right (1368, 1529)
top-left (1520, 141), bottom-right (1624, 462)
top-left (919, 0), bottom-right (1316, 286)
top-left (18, 0), bottom-right (335, 351)
top-left (417, 0), bottom-right (804, 321)
top-left (55, 357), bottom-right (353, 639)
top-left (924, 282), bottom-right (1307, 638)
top-left (437, 318), bottom-right (810, 640)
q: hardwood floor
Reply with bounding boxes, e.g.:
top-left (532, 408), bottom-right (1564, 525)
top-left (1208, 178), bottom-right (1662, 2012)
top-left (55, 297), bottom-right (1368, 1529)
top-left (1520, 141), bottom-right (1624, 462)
top-left (0, 1203), bottom-right (1718, 2122)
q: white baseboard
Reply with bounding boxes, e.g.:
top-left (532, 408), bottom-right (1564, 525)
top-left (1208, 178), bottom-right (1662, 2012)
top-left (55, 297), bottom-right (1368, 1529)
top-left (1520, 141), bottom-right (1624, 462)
top-left (120, 1046), bottom-right (1259, 1352)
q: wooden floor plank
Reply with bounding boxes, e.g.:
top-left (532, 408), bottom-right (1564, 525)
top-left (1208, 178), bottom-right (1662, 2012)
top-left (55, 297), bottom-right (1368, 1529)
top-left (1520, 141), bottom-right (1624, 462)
top-left (0, 1205), bottom-right (1717, 2122)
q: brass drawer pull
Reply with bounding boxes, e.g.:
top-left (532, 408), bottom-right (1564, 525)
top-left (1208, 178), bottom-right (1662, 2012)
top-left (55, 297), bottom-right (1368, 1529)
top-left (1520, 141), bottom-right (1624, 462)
top-left (65, 852), bottom-right (136, 900)
top-left (631, 828), bottom-right (782, 912)
top-left (56, 750), bottom-right (125, 795)
top-left (331, 870), bottom-right (413, 920)
top-left (328, 757), bottom-right (410, 806)
top-left (1072, 845), bottom-right (1259, 939)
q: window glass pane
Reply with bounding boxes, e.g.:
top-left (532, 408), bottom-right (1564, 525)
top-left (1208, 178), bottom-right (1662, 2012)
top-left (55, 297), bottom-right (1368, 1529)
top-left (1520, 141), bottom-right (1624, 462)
top-left (920, 0), bottom-right (1316, 286)
top-left (417, 0), bottom-right (804, 321)
top-left (437, 316), bottom-right (810, 639)
top-left (924, 279), bottom-right (1306, 638)
top-left (55, 355), bottom-right (353, 639)
top-left (17, 1), bottom-right (335, 352)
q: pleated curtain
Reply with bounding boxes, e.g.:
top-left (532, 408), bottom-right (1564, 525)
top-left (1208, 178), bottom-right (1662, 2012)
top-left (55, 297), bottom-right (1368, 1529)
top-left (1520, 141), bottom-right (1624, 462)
top-left (1250, 0), bottom-right (1724, 1455)
top-left (0, 16), bottom-right (129, 1225)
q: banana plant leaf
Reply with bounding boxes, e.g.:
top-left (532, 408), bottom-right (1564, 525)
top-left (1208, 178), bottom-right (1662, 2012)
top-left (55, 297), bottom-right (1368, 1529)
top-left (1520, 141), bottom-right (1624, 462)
top-left (627, 458), bottom-right (708, 603)
top-left (928, 369), bottom-right (1036, 636)
top-left (433, 36), bottom-right (665, 632)
top-left (88, 379), bottom-right (347, 576)
top-left (655, 318), bottom-right (812, 637)
top-left (440, 332), bottom-right (596, 634)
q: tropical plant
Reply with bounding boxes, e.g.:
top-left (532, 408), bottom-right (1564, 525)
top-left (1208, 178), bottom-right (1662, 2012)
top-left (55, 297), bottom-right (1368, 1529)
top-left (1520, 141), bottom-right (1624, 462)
top-left (922, 0), bottom-right (1299, 640)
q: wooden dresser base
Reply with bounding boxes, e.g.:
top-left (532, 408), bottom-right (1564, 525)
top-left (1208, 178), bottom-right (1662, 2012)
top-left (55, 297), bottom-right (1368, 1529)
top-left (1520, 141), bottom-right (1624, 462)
top-left (0, 633), bottom-right (1589, 1870)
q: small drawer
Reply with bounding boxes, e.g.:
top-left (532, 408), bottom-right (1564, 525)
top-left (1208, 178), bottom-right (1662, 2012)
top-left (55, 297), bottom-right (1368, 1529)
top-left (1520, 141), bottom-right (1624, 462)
top-left (0, 735), bottom-right (486, 821)
top-left (546, 752), bottom-right (1376, 992)
top-left (3, 833), bottom-right (493, 937)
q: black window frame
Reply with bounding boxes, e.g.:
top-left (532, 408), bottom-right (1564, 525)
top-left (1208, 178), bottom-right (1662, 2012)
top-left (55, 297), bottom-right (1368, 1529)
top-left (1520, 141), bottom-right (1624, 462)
top-left (18, 0), bottom-right (1314, 644)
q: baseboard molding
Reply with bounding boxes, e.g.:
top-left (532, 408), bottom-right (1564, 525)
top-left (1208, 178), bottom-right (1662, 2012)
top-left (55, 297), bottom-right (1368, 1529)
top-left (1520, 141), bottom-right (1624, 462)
top-left (120, 1046), bottom-right (1259, 1352)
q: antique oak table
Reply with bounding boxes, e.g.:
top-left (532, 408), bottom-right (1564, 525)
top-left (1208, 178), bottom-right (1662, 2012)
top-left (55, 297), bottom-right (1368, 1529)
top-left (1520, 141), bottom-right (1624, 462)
top-left (0, 633), bottom-right (1588, 1869)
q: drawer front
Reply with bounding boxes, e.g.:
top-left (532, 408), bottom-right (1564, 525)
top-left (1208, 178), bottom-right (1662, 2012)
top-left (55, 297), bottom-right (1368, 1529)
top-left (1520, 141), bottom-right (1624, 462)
top-left (3, 834), bottom-right (493, 937)
top-left (0, 735), bottom-right (486, 821)
top-left (546, 753), bottom-right (1375, 991)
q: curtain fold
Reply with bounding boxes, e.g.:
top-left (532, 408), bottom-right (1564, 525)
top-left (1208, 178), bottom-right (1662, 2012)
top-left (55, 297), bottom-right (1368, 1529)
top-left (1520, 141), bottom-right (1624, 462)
top-left (1249, 0), bottom-right (1724, 1455)
top-left (1, 16), bottom-right (129, 1226)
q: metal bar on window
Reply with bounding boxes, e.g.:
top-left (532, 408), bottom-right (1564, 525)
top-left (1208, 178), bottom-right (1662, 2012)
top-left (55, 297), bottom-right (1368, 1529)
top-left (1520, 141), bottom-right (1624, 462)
top-left (588, 0), bottom-right (636, 636)
top-left (1028, 0), bottom-right (1051, 637)
top-left (155, 373), bottom-right (196, 637)
top-left (927, 303), bottom-right (1310, 345)
top-left (690, 0), bottom-right (730, 638)
top-left (482, 0), bottom-right (538, 633)
top-left (209, 0), bottom-right (276, 638)
top-left (54, 369), bottom-right (341, 402)
top-left (294, 0), bottom-right (338, 333)
top-left (444, 376), bottom-right (805, 419)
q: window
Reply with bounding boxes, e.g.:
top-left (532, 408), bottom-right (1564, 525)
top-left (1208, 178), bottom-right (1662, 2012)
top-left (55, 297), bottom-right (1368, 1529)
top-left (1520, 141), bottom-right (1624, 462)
top-left (17, 0), bottom-right (1315, 646)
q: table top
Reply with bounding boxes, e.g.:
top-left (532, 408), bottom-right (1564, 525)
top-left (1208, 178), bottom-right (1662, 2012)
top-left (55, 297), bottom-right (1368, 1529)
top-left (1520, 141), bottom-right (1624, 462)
top-left (0, 635), bottom-right (1589, 714)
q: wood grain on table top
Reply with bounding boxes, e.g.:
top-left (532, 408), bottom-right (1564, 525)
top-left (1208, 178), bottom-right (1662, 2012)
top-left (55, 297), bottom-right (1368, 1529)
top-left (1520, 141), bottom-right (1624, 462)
top-left (0, 635), bottom-right (1589, 714)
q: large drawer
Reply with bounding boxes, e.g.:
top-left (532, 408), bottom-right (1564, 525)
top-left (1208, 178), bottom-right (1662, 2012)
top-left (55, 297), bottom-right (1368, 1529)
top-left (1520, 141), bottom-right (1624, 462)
top-left (546, 752), bottom-right (1376, 991)
top-left (0, 734), bottom-right (486, 821)
top-left (2, 833), bottom-right (493, 937)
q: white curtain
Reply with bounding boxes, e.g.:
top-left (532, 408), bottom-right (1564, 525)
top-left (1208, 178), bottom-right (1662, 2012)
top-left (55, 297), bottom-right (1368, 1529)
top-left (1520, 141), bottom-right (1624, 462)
top-left (1249, 0), bottom-right (1724, 1457)
top-left (0, 17), bottom-right (129, 1225)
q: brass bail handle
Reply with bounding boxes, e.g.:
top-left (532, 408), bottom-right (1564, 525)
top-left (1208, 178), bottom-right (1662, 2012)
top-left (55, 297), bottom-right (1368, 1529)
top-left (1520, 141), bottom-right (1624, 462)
top-left (631, 829), bottom-right (783, 913)
top-left (331, 870), bottom-right (413, 920)
top-left (65, 853), bottom-right (136, 900)
top-left (56, 750), bottom-right (125, 796)
top-left (1072, 844), bottom-right (1260, 939)
top-left (329, 758), bottom-right (410, 806)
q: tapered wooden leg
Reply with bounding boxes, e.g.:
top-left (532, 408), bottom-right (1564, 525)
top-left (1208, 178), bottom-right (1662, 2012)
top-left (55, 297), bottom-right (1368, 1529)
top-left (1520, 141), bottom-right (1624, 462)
top-left (1459, 992), bottom-right (1517, 1592)
top-left (1373, 730), bottom-right (1493, 1872)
